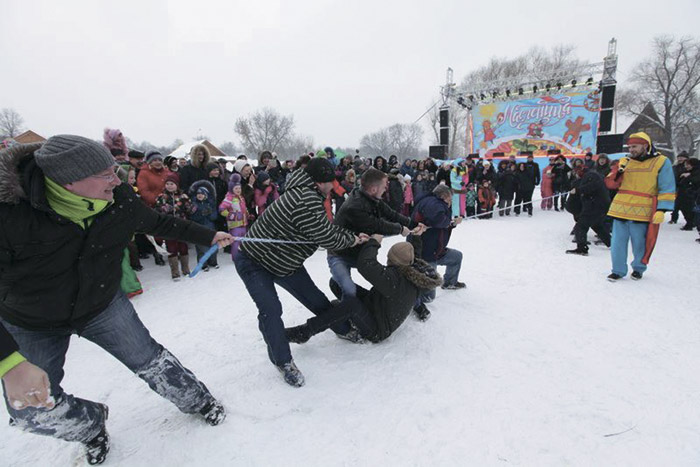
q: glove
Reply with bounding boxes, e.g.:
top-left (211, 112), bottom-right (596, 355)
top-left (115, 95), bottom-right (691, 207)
top-left (617, 157), bottom-right (629, 173)
top-left (652, 211), bottom-right (665, 224)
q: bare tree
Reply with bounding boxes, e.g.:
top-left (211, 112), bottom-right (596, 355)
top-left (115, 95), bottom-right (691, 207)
top-left (360, 123), bottom-right (424, 160)
top-left (0, 108), bottom-right (25, 137)
top-left (277, 134), bottom-right (315, 160)
top-left (217, 141), bottom-right (239, 157)
top-left (618, 36), bottom-right (700, 154)
top-left (428, 104), bottom-right (468, 157)
top-left (234, 107), bottom-right (295, 156)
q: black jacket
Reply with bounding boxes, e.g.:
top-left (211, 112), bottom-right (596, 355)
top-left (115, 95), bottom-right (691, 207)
top-left (332, 188), bottom-right (413, 260)
top-left (355, 238), bottom-right (441, 342)
top-left (576, 170), bottom-right (610, 222)
top-left (386, 174), bottom-right (404, 212)
top-left (514, 169), bottom-right (535, 194)
top-left (410, 193), bottom-right (453, 262)
top-left (552, 163), bottom-right (572, 191)
top-left (496, 171), bottom-right (518, 199)
top-left (0, 144), bottom-right (215, 334)
top-left (525, 161), bottom-right (541, 185)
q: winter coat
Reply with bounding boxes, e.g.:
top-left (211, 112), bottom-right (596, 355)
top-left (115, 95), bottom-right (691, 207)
top-left (403, 182), bottom-right (414, 205)
top-left (178, 145), bottom-right (212, 193)
top-left (373, 156), bottom-right (389, 173)
top-left (515, 169), bottom-right (535, 194)
top-left (254, 183), bottom-right (280, 216)
top-left (678, 166), bottom-right (700, 207)
top-left (240, 169), bottom-right (356, 277)
top-left (412, 179), bottom-right (427, 200)
top-left (207, 176), bottom-right (227, 208)
top-left (525, 161), bottom-right (541, 186)
top-left (399, 161), bottom-right (416, 178)
top-left (478, 186), bottom-right (496, 209)
top-left (450, 162), bottom-right (468, 194)
top-left (541, 164), bottom-right (555, 197)
top-left (476, 166), bottom-right (497, 184)
top-left (594, 157), bottom-right (611, 177)
top-left (552, 163), bottom-right (571, 191)
top-left (189, 181), bottom-right (219, 230)
top-left (465, 189), bottom-right (478, 209)
top-left (411, 193), bottom-right (454, 262)
top-left (436, 167), bottom-right (451, 186)
top-left (496, 171), bottom-right (518, 199)
top-left (0, 143), bottom-right (214, 332)
top-left (355, 238), bottom-right (442, 342)
top-left (155, 189), bottom-right (193, 220)
top-left (136, 165), bottom-right (173, 207)
top-left (386, 173), bottom-right (404, 212)
top-left (576, 170), bottom-right (611, 223)
top-left (333, 188), bottom-right (414, 260)
top-left (219, 192), bottom-right (248, 230)
top-left (424, 178), bottom-right (438, 194)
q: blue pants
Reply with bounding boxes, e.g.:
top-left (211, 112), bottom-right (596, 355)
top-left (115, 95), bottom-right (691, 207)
top-left (610, 219), bottom-right (648, 277)
top-left (418, 248), bottom-right (463, 304)
top-left (327, 254), bottom-right (358, 297)
top-left (1, 292), bottom-right (215, 444)
top-left (235, 251), bottom-right (351, 366)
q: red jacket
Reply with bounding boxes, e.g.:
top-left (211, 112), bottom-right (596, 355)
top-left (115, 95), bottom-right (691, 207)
top-left (137, 166), bottom-right (175, 207)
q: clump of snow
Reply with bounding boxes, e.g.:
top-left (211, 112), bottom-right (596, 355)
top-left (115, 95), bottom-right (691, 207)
top-left (2, 212), bottom-right (699, 465)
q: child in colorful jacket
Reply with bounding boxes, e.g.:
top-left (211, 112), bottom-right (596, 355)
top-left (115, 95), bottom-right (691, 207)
top-left (155, 174), bottom-right (194, 280)
top-left (478, 180), bottom-right (496, 219)
top-left (254, 171), bottom-right (280, 216)
top-left (402, 174), bottom-right (414, 216)
top-left (465, 183), bottom-right (478, 218)
top-left (219, 174), bottom-right (249, 260)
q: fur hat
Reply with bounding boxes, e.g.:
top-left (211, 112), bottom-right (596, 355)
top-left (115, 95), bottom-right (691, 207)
top-left (387, 242), bottom-right (414, 267)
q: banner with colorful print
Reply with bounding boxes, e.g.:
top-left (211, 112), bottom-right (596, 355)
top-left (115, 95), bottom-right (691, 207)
top-left (471, 89), bottom-right (601, 157)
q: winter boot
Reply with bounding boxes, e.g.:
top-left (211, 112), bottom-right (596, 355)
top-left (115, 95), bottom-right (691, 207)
top-left (168, 257), bottom-right (181, 281)
top-left (277, 360), bottom-right (305, 387)
top-left (179, 254), bottom-right (191, 276)
top-left (631, 271), bottom-right (643, 280)
top-left (199, 399), bottom-right (226, 426)
top-left (442, 281), bottom-right (466, 290)
top-left (414, 303), bottom-right (431, 322)
top-left (285, 324), bottom-right (312, 344)
top-left (607, 273), bottom-right (622, 282)
top-left (84, 404), bottom-right (110, 465)
top-left (154, 252), bottom-right (166, 266)
top-left (566, 246), bottom-right (589, 256)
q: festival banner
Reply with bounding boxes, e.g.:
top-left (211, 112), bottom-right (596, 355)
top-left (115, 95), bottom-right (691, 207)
top-left (471, 89), bottom-right (601, 157)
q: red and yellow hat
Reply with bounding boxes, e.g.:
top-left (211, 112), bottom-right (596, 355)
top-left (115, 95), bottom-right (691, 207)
top-left (627, 132), bottom-right (652, 147)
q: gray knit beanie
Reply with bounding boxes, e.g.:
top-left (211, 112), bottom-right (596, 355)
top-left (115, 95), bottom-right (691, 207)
top-left (35, 135), bottom-right (116, 184)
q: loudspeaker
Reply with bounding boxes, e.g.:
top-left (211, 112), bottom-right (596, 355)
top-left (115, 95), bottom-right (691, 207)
top-left (439, 108), bottom-right (449, 127)
top-left (547, 149), bottom-right (561, 155)
top-left (601, 85), bottom-right (616, 109)
top-left (429, 145), bottom-right (447, 159)
top-left (599, 109), bottom-right (613, 132)
top-left (597, 134), bottom-right (623, 154)
top-left (440, 128), bottom-right (449, 146)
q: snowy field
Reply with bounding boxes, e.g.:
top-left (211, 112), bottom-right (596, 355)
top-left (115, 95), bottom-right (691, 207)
top-left (2, 210), bottom-right (699, 466)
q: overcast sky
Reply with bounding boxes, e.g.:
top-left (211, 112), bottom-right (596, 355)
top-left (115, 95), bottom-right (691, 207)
top-left (2, 0), bottom-right (698, 150)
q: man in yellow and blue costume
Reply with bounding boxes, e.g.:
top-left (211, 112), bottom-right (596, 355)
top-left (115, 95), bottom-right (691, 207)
top-left (606, 132), bottom-right (676, 281)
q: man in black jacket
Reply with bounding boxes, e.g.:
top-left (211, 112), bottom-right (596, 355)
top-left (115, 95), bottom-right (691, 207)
top-left (0, 136), bottom-right (232, 464)
top-left (328, 168), bottom-right (424, 299)
top-left (284, 235), bottom-right (442, 344)
top-left (565, 168), bottom-right (611, 256)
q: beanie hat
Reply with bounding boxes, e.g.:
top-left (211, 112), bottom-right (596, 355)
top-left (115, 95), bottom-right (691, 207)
top-left (146, 150), bottom-right (164, 164)
top-left (206, 163), bottom-right (220, 172)
top-left (165, 173), bottom-right (180, 186)
top-left (315, 149), bottom-right (328, 158)
top-left (305, 157), bottom-right (335, 183)
top-left (387, 242), bottom-right (415, 267)
top-left (228, 173), bottom-right (242, 191)
top-left (233, 159), bottom-right (250, 175)
top-left (34, 134), bottom-right (116, 185)
top-left (256, 170), bottom-right (270, 184)
top-left (128, 149), bottom-right (145, 159)
top-left (196, 187), bottom-right (209, 197)
top-left (627, 132), bottom-right (651, 147)
top-left (404, 174), bottom-right (412, 181)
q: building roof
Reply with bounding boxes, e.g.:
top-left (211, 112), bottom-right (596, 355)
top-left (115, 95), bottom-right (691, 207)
top-left (168, 140), bottom-right (228, 159)
top-left (12, 130), bottom-right (47, 144)
top-left (623, 103), bottom-right (673, 152)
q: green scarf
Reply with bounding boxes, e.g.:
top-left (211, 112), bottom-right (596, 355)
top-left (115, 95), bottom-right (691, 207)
top-left (44, 176), bottom-right (112, 229)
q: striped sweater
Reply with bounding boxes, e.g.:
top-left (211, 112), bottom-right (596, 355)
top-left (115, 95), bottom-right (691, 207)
top-left (241, 169), bottom-right (356, 276)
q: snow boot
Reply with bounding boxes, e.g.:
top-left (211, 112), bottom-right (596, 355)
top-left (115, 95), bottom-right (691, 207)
top-left (336, 326), bottom-right (365, 344)
top-left (168, 257), bottom-right (181, 281)
top-left (285, 324), bottom-right (312, 344)
top-left (414, 303), bottom-right (431, 321)
top-left (154, 252), bottom-right (165, 266)
top-left (631, 271), bottom-right (643, 280)
top-left (442, 281), bottom-right (466, 290)
top-left (84, 404), bottom-right (110, 465)
top-left (179, 255), bottom-right (191, 276)
top-left (199, 399), bottom-right (226, 426)
top-left (681, 224), bottom-right (693, 231)
top-left (277, 360), bottom-right (305, 387)
top-left (607, 273), bottom-right (622, 282)
top-left (566, 247), bottom-right (589, 256)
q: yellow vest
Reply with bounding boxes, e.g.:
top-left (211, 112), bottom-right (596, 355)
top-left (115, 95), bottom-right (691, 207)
top-left (608, 155), bottom-right (668, 222)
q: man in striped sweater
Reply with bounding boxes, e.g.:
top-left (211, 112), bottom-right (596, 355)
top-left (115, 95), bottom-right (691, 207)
top-left (234, 158), bottom-right (368, 387)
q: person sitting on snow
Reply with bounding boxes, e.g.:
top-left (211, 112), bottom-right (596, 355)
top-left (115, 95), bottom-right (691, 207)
top-left (284, 234), bottom-right (442, 344)
top-left (0, 135), bottom-right (233, 465)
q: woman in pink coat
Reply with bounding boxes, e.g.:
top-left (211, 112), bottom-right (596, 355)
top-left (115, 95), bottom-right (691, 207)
top-left (540, 158), bottom-right (555, 210)
top-left (253, 170), bottom-right (280, 216)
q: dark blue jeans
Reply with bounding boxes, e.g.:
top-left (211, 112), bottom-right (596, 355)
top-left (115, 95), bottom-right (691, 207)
top-left (1, 291), bottom-right (215, 443)
top-left (327, 254), bottom-right (358, 297)
top-left (235, 251), bottom-right (351, 366)
top-left (418, 248), bottom-right (463, 304)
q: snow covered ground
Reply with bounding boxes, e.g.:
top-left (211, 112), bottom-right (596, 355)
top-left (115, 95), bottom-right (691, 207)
top-left (2, 210), bottom-right (699, 466)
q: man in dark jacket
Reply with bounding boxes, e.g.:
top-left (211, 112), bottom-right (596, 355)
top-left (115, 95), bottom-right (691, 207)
top-left (514, 162), bottom-right (535, 216)
top-left (0, 136), bottom-right (233, 464)
top-left (329, 167), bottom-right (423, 298)
top-left (178, 143), bottom-right (212, 193)
top-left (670, 151), bottom-right (690, 224)
top-left (284, 235), bottom-right (442, 344)
top-left (496, 164), bottom-right (518, 216)
top-left (410, 184), bottom-right (464, 321)
top-left (565, 168), bottom-right (611, 255)
top-left (234, 158), bottom-right (368, 388)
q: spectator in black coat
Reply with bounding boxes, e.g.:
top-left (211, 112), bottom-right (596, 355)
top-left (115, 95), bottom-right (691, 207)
top-left (552, 155), bottom-right (572, 211)
top-left (374, 156), bottom-right (389, 173)
top-left (496, 163), bottom-right (518, 216)
top-left (385, 169), bottom-right (405, 213)
top-left (566, 168), bottom-right (611, 255)
top-left (523, 152), bottom-right (541, 186)
top-left (178, 144), bottom-right (212, 193)
top-left (677, 158), bottom-right (700, 230)
top-left (514, 162), bottom-right (535, 216)
top-left (671, 151), bottom-right (691, 224)
top-left (436, 162), bottom-right (452, 186)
